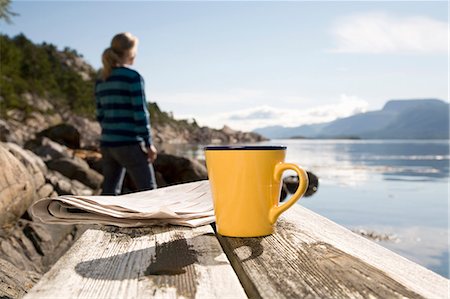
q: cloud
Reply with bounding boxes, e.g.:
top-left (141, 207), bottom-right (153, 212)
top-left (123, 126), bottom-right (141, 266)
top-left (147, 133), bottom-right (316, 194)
top-left (330, 12), bottom-right (448, 53)
top-left (196, 94), bottom-right (369, 131)
top-left (228, 107), bottom-right (278, 120)
top-left (153, 88), bottom-right (265, 105)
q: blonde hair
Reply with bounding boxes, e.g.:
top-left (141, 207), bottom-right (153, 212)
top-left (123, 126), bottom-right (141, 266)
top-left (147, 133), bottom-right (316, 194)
top-left (101, 32), bottom-right (139, 80)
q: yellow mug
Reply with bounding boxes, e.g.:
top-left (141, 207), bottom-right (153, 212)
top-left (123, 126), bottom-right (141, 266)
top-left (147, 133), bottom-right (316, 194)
top-left (204, 145), bottom-right (308, 237)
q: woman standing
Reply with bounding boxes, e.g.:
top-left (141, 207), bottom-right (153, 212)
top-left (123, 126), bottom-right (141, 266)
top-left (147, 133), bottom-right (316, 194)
top-left (96, 32), bottom-right (157, 195)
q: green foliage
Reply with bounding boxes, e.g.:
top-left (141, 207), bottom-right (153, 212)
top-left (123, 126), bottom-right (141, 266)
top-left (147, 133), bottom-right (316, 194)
top-left (148, 102), bottom-right (200, 131)
top-left (0, 0), bottom-right (18, 24)
top-left (148, 102), bottom-right (173, 125)
top-left (0, 34), bottom-right (96, 118)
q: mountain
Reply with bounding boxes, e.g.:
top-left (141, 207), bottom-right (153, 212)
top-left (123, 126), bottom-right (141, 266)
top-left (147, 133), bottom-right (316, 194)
top-left (254, 99), bottom-right (449, 139)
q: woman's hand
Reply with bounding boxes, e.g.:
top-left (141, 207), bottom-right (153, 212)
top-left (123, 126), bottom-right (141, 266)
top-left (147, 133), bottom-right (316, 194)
top-left (147, 144), bottom-right (158, 163)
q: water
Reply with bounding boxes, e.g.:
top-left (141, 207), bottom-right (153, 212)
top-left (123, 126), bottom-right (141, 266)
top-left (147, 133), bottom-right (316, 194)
top-left (163, 139), bottom-right (449, 278)
top-left (275, 139), bottom-right (449, 278)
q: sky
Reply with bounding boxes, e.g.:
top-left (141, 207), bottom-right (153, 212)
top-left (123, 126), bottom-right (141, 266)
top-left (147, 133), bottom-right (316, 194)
top-left (1, 1), bottom-right (448, 131)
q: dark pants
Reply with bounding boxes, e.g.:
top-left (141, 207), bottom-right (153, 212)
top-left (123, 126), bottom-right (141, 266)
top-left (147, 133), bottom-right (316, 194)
top-left (101, 144), bottom-right (157, 195)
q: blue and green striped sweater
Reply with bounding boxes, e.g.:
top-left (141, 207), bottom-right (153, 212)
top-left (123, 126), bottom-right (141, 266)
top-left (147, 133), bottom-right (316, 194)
top-left (95, 67), bottom-right (152, 147)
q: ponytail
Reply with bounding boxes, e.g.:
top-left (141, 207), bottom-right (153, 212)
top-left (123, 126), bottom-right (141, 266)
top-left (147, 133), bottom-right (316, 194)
top-left (101, 47), bottom-right (120, 80)
top-left (101, 32), bottom-right (139, 80)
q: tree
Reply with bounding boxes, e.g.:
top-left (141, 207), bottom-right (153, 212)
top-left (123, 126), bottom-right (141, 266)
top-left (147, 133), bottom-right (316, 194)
top-left (1, 33), bottom-right (97, 118)
top-left (0, 0), bottom-right (18, 24)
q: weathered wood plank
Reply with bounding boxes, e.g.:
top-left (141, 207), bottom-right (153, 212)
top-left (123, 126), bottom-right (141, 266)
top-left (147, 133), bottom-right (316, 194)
top-left (24, 225), bottom-right (246, 299)
top-left (217, 205), bottom-right (449, 299)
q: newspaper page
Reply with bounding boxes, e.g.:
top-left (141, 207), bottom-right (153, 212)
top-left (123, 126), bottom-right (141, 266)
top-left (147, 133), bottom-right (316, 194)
top-left (30, 180), bottom-right (215, 228)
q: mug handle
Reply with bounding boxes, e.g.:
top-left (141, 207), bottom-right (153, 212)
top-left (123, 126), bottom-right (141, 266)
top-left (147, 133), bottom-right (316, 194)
top-left (269, 163), bottom-right (309, 224)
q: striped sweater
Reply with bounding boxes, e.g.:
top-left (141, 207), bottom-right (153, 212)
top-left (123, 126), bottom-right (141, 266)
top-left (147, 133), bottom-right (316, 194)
top-left (95, 67), bottom-right (152, 147)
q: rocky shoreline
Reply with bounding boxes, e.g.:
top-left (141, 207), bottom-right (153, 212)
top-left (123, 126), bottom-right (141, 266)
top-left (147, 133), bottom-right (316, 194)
top-left (0, 138), bottom-right (90, 298)
top-left (0, 105), bottom-right (269, 298)
top-left (0, 96), bottom-right (267, 149)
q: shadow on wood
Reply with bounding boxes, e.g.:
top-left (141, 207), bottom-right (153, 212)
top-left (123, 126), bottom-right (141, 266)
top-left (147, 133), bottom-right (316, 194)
top-left (75, 232), bottom-right (226, 280)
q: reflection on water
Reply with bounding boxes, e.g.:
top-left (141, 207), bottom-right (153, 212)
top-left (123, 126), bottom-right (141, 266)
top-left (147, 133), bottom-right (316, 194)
top-left (277, 139), bottom-right (449, 184)
top-left (164, 139), bottom-right (449, 278)
top-left (275, 139), bottom-right (449, 278)
top-left (271, 140), bottom-right (450, 277)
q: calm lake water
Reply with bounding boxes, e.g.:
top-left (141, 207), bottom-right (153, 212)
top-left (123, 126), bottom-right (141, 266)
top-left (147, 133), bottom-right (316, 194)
top-left (163, 139), bottom-right (449, 278)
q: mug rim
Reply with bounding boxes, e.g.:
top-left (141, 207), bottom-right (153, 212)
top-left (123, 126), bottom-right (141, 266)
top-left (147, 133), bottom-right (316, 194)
top-left (204, 145), bottom-right (287, 151)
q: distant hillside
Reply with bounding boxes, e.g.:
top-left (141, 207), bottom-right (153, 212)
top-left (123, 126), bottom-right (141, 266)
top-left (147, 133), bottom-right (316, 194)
top-left (254, 99), bottom-right (449, 139)
top-left (0, 33), bottom-right (265, 146)
top-left (0, 33), bottom-right (97, 117)
top-left (0, 33), bottom-right (205, 127)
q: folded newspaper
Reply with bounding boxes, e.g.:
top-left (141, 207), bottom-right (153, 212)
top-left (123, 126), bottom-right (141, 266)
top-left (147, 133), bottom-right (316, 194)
top-left (30, 180), bottom-right (215, 228)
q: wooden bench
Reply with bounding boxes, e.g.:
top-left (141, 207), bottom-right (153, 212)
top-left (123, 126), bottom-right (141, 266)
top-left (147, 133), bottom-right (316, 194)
top-left (24, 200), bottom-right (448, 298)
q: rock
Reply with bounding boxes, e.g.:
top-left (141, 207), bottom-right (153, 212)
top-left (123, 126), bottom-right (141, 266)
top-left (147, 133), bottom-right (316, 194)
top-left (56, 51), bottom-right (96, 82)
top-left (280, 184), bottom-right (288, 202)
top-left (0, 226), bottom-right (42, 272)
top-left (72, 149), bottom-right (103, 174)
top-left (25, 112), bottom-right (52, 134)
top-left (153, 123), bottom-right (189, 145)
top-left (284, 175), bottom-right (300, 194)
top-left (45, 169), bottom-right (95, 196)
top-left (155, 171), bottom-right (167, 187)
top-left (0, 258), bottom-right (39, 298)
top-left (3, 108), bottom-right (62, 146)
top-left (305, 171), bottom-right (319, 196)
top-left (0, 119), bottom-right (15, 143)
top-left (0, 139), bottom-right (99, 228)
top-left (37, 184), bottom-right (54, 198)
top-left (24, 136), bottom-right (72, 162)
top-left (0, 219), bottom-right (87, 298)
top-left (4, 142), bottom-right (47, 189)
top-left (0, 143), bottom-right (37, 229)
top-left (280, 171), bottom-right (319, 201)
top-left (23, 93), bottom-right (55, 113)
top-left (221, 125), bottom-right (236, 135)
top-left (69, 180), bottom-right (95, 196)
top-left (37, 123), bottom-right (81, 149)
top-left (54, 177), bottom-right (73, 195)
top-left (61, 114), bottom-right (101, 149)
top-left (352, 229), bottom-right (399, 242)
top-left (47, 173), bottom-right (73, 195)
top-left (154, 153), bottom-right (208, 186)
top-left (152, 120), bottom-right (267, 146)
top-left (46, 157), bottom-right (103, 190)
